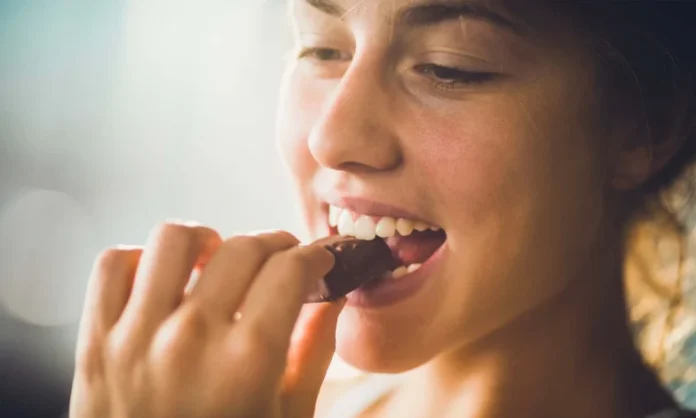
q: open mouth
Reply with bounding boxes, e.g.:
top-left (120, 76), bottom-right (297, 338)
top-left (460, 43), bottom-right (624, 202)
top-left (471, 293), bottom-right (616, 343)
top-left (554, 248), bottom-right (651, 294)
top-left (327, 204), bottom-right (447, 283)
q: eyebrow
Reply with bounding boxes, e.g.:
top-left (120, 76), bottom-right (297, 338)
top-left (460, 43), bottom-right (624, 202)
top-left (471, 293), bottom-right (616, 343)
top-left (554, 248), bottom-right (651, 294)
top-left (304, 0), bottom-right (519, 32)
top-left (305, 0), bottom-right (344, 16)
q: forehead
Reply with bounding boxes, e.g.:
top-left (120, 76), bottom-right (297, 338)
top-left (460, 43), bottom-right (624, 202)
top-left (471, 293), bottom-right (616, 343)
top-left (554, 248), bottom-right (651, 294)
top-left (292, 0), bottom-right (564, 36)
top-left (295, 0), bottom-right (509, 18)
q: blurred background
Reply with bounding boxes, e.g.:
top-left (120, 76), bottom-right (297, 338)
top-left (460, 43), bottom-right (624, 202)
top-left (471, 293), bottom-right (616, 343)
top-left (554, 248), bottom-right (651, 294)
top-left (1, 2), bottom-right (696, 418)
top-left (0, 1), bottom-right (339, 416)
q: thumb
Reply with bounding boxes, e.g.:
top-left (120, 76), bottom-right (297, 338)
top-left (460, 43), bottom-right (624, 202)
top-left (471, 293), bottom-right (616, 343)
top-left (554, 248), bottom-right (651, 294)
top-left (281, 299), bottom-right (346, 418)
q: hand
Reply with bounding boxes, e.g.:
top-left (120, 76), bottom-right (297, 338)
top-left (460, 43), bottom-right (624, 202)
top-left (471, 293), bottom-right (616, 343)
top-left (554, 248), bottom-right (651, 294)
top-left (69, 222), bottom-right (343, 418)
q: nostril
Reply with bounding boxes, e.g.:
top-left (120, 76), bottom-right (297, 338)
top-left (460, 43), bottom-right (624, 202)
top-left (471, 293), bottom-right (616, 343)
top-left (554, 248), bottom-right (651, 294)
top-left (308, 120), bottom-right (403, 173)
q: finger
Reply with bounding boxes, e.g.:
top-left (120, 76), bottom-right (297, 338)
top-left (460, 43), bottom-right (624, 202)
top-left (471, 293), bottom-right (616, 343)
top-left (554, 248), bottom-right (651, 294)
top-left (186, 231), bottom-right (300, 317)
top-left (78, 247), bottom-right (142, 343)
top-left (75, 247), bottom-right (141, 377)
top-left (282, 300), bottom-right (345, 418)
top-left (240, 244), bottom-right (335, 348)
top-left (121, 222), bottom-right (222, 329)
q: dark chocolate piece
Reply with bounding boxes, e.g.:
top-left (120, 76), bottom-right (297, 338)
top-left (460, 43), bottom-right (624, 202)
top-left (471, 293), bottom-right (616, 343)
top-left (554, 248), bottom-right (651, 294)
top-left (306, 236), bottom-right (400, 303)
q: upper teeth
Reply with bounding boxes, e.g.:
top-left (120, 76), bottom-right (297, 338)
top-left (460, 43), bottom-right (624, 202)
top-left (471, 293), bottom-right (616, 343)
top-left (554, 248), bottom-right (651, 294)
top-left (329, 205), bottom-right (441, 240)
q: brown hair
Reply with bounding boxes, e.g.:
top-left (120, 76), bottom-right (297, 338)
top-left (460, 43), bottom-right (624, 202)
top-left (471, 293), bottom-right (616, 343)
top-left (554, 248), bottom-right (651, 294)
top-left (551, 1), bottom-right (696, 394)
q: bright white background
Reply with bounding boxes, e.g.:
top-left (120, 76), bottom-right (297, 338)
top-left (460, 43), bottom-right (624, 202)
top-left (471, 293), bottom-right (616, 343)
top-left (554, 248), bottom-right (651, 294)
top-left (0, 1), bottom-right (356, 415)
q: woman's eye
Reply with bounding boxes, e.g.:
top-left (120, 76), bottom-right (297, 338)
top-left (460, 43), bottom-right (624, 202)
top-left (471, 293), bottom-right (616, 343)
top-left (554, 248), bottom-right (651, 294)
top-left (413, 63), bottom-right (496, 88)
top-left (297, 47), bottom-right (351, 62)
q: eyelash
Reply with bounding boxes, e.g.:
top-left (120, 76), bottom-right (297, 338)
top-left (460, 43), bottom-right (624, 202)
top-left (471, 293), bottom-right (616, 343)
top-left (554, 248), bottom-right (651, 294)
top-left (297, 47), bottom-right (351, 62)
top-left (412, 64), bottom-right (496, 89)
top-left (297, 47), bottom-right (497, 89)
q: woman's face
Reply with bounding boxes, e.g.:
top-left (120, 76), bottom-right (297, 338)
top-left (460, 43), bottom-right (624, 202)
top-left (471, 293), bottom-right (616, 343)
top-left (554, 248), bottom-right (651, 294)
top-left (276, 0), bottom-right (615, 372)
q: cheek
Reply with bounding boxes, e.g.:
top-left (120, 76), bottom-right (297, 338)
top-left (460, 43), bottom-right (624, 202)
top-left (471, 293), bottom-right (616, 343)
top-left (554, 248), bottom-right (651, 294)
top-left (275, 68), bottom-right (334, 238)
top-left (276, 69), bottom-right (325, 182)
top-left (406, 102), bottom-right (523, 228)
top-left (411, 90), bottom-right (606, 237)
top-left (408, 91), bottom-right (607, 329)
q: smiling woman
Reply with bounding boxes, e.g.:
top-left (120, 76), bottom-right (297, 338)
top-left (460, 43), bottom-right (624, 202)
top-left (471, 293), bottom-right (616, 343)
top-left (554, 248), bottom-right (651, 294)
top-left (280, 0), bottom-right (696, 417)
top-left (68, 1), bottom-right (696, 418)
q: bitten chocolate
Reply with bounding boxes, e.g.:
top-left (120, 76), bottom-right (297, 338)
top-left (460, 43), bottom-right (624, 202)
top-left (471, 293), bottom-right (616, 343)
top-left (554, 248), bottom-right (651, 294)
top-left (305, 236), bottom-right (399, 303)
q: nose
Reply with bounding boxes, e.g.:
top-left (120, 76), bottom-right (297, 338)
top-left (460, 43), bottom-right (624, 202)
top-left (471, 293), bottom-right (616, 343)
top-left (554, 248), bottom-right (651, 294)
top-left (308, 56), bottom-right (402, 174)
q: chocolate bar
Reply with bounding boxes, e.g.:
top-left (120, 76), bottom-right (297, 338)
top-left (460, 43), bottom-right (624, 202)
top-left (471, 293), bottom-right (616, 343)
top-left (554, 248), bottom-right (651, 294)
top-left (305, 236), bottom-right (399, 303)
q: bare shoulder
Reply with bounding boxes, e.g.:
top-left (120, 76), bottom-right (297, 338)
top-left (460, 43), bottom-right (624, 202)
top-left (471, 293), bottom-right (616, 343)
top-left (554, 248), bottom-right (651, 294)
top-left (314, 375), bottom-right (369, 418)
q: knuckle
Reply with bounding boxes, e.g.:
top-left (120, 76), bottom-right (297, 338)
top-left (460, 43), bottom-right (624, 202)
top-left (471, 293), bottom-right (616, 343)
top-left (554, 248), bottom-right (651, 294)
top-left (238, 323), bottom-right (284, 359)
top-left (230, 332), bottom-right (261, 360)
top-left (270, 230), bottom-right (300, 245)
top-left (223, 235), bottom-right (268, 257)
top-left (104, 327), bottom-right (139, 369)
top-left (93, 248), bottom-right (131, 275)
top-left (230, 331), bottom-right (277, 375)
top-left (74, 334), bottom-right (106, 378)
top-left (151, 221), bottom-right (198, 244)
top-left (283, 250), bottom-right (314, 277)
top-left (150, 305), bottom-right (210, 360)
top-left (235, 325), bottom-right (269, 355)
top-left (149, 222), bottom-right (220, 257)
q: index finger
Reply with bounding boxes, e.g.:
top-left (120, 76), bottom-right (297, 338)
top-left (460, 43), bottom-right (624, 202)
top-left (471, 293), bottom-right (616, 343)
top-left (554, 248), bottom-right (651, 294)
top-left (239, 244), bottom-right (335, 348)
top-left (185, 231), bottom-right (301, 317)
top-left (120, 223), bottom-right (222, 331)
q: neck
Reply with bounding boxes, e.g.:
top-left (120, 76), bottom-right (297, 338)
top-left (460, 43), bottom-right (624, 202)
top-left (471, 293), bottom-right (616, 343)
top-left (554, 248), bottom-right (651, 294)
top-left (393, 225), bottom-right (673, 418)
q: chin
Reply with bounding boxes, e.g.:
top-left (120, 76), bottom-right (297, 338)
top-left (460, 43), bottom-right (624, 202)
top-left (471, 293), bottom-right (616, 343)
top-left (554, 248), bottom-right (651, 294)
top-left (333, 308), bottom-right (441, 374)
top-left (335, 343), bottom-right (428, 374)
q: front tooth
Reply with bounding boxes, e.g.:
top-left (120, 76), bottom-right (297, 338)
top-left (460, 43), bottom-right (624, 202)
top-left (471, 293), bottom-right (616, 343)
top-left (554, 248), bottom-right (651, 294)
top-left (392, 266), bottom-right (408, 279)
top-left (429, 225), bottom-right (441, 231)
top-left (338, 210), bottom-right (355, 236)
top-left (375, 217), bottom-right (396, 238)
top-left (414, 221), bottom-right (429, 232)
top-left (354, 216), bottom-right (377, 240)
top-left (407, 263), bottom-right (422, 273)
top-left (395, 218), bottom-right (414, 236)
top-left (329, 205), bottom-right (341, 227)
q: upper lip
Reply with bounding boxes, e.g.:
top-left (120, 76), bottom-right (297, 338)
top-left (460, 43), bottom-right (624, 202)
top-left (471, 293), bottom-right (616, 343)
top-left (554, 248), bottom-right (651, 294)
top-left (324, 196), bottom-right (437, 225)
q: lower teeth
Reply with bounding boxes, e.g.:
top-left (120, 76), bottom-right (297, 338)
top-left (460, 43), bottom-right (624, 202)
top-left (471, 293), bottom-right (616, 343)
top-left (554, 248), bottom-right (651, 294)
top-left (381, 263), bottom-right (423, 280)
top-left (407, 263), bottom-right (423, 273)
top-left (392, 266), bottom-right (408, 279)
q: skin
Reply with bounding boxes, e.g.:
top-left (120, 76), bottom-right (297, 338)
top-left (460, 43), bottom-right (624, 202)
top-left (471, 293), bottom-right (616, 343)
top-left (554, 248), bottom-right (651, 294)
top-left (276, 0), bottom-right (683, 417)
top-left (70, 1), bottom-right (687, 418)
top-left (71, 225), bottom-right (346, 418)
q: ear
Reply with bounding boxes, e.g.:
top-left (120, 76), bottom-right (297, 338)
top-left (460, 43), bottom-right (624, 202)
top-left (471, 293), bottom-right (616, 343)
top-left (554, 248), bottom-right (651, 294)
top-left (611, 114), bottom-right (691, 191)
top-left (611, 144), bottom-right (654, 190)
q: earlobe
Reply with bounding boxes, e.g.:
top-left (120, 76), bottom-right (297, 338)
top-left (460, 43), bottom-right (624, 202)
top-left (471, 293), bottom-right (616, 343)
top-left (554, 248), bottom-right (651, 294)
top-left (610, 144), bottom-right (654, 190)
top-left (609, 78), bottom-right (693, 191)
top-left (611, 124), bottom-right (690, 191)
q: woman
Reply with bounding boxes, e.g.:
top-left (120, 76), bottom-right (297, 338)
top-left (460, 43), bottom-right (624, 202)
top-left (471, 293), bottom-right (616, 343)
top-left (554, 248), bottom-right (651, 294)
top-left (69, 1), bottom-right (696, 417)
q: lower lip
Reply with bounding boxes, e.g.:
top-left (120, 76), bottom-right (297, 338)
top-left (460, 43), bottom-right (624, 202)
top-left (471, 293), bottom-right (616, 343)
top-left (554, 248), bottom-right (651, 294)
top-left (346, 241), bottom-right (447, 308)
